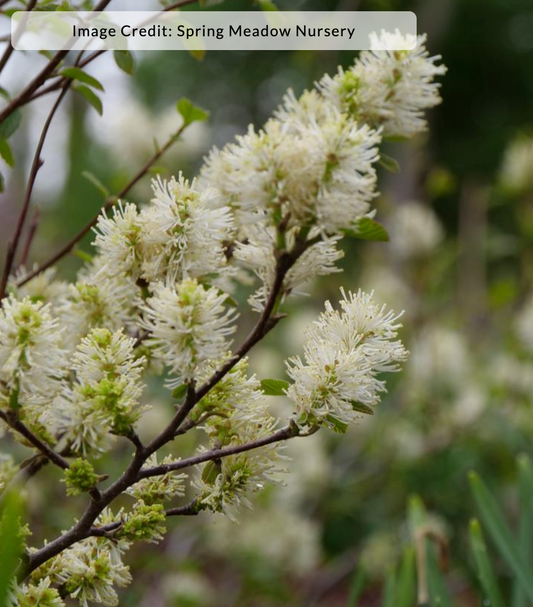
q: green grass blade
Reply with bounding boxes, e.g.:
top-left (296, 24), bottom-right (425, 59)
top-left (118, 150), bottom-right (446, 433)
top-left (0, 491), bottom-right (23, 607)
top-left (427, 544), bottom-right (453, 607)
top-left (396, 546), bottom-right (416, 607)
top-left (512, 454), bottom-right (533, 607)
top-left (346, 565), bottom-right (366, 607)
top-left (381, 567), bottom-right (397, 607)
top-left (469, 471), bottom-right (533, 602)
top-left (469, 519), bottom-right (505, 607)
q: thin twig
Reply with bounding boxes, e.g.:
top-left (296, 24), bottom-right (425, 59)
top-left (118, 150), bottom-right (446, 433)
top-left (0, 0), bottom-right (38, 75)
top-left (141, 425), bottom-right (298, 480)
top-left (0, 85), bottom-right (70, 301)
top-left (16, 0), bottom-right (200, 106)
top-left (0, 0), bottom-right (111, 125)
top-left (18, 207), bottom-right (41, 269)
top-left (0, 410), bottom-right (70, 471)
top-left (17, 124), bottom-right (188, 288)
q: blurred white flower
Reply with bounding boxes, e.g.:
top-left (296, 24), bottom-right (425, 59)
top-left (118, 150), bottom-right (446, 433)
top-left (389, 201), bottom-right (444, 259)
top-left (319, 32), bottom-right (447, 138)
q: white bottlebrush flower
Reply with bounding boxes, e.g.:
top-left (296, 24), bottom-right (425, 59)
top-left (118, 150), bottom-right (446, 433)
top-left (12, 577), bottom-right (65, 607)
top-left (92, 202), bottom-right (143, 279)
top-left (234, 224), bottom-right (343, 312)
top-left (12, 267), bottom-right (69, 311)
top-left (0, 296), bottom-right (67, 424)
top-left (34, 537), bottom-right (131, 607)
top-left (201, 104), bottom-right (380, 234)
top-left (141, 279), bottom-right (237, 386)
top-left (51, 328), bottom-right (146, 456)
top-left (499, 135), bottom-right (533, 195)
top-left (194, 357), bottom-right (267, 434)
top-left (137, 175), bottom-right (235, 285)
top-left (57, 259), bottom-right (141, 352)
top-left (127, 454), bottom-right (187, 505)
top-left (194, 413), bottom-right (287, 522)
top-left (319, 31), bottom-right (447, 138)
top-left (286, 289), bottom-right (408, 431)
top-left (389, 201), bottom-right (444, 259)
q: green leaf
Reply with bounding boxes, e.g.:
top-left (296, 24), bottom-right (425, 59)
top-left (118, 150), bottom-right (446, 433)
top-left (0, 492), bottom-right (24, 607)
top-left (0, 138), bottom-right (14, 168)
top-left (346, 565), bottom-right (366, 607)
top-left (73, 248), bottom-right (93, 263)
top-left (512, 455), bottom-right (533, 607)
top-left (342, 217), bottom-right (390, 242)
top-left (177, 98), bottom-right (209, 126)
top-left (396, 546), bottom-right (416, 607)
top-left (61, 67), bottom-right (104, 91)
top-left (172, 384), bottom-right (188, 400)
top-left (325, 414), bottom-right (348, 434)
top-left (201, 460), bottom-right (221, 485)
top-left (82, 171), bottom-right (109, 197)
top-left (469, 519), bottom-right (505, 607)
top-left (381, 567), bottom-right (397, 607)
top-left (0, 109), bottom-right (22, 140)
top-left (74, 85), bottom-right (103, 115)
top-left (469, 471), bottom-right (533, 602)
top-left (0, 86), bottom-right (10, 101)
top-left (260, 378), bottom-right (289, 396)
top-left (427, 543), bottom-right (452, 607)
top-left (350, 401), bottom-right (374, 416)
top-left (114, 50), bottom-right (135, 75)
top-left (378, 153), bottom-right (401, 173)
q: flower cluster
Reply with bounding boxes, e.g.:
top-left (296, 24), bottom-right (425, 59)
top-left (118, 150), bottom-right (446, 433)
top-left (53, 328), bottom-right (146, 456)
top-left (286, 290), bottom-right (408, 431)
top-left (0, 32), bottom-right (446, 607)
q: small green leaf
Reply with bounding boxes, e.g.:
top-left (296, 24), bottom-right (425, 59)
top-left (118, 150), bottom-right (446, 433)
top-left (177, 98), bottom-right (209, 126)
top-left (61, 67), bottom-right (104, 91)
top-left (0, 138), bottom-right (14, 168)
top-left (0, 109), bottom-right (22, 140)
top-left (114, 50), bottom-right (135, 75)
top-left (325, 415), bottom-right (349, 433)
top-left (172, 384), bottom-right (188, 400)
top-left (0, 492), bottom-right (24, 607)
top-left (0, 86), bottom-right (10, 101)
top-left (74, 85), bottom-right (103, 115)
top-left (350, 401), bottom-right (374, 416)
top-left (342, 217), bottom-right (390, 242)
top-left (469, 471), bottom-right (533, 602)
top-left (260, 378), bottom-right (289, 396)
top-left (201, 460), bottom-right (221, 485)
top-left (73, 248), bottom-right (93, 263)
top-left (82, 171), bottom-right (109, 197)
top-left (9, 387), bottom-right (19, 410)
top-left (469, 519), bottom-right (505, 607)
top-left (378, 153), bottom-right (401, 173)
